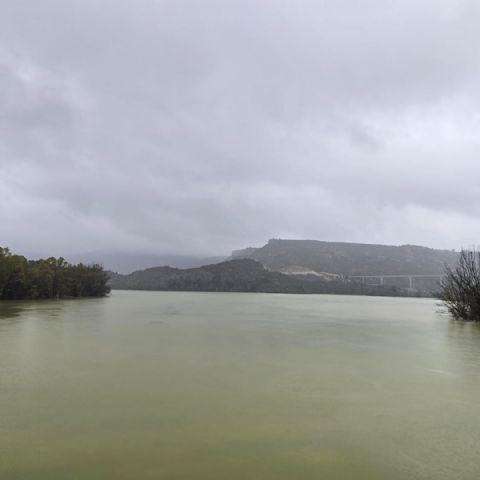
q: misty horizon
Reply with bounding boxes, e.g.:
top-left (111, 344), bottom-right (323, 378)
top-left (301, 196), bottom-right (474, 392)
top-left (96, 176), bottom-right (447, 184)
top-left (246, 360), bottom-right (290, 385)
top-left (13, 236), bottom-right (462, 264)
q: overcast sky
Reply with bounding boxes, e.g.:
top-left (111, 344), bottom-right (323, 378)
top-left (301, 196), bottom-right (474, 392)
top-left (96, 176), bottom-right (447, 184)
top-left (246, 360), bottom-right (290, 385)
top-left (1, 0), bottom-right (479, 257)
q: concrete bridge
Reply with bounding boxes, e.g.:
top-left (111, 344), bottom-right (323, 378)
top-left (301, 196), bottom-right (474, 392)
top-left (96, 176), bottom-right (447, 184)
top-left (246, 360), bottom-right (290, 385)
top-left (348, 274), bottom-right (445, 290)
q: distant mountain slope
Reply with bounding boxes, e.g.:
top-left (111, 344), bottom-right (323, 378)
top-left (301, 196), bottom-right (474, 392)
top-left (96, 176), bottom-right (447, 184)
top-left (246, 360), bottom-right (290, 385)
top-left (232, 239), bottom-right (458, 275)
top-left (109, 259), bottom-right (304, 293)
top-left (108, 258), bottom-right (428, 296)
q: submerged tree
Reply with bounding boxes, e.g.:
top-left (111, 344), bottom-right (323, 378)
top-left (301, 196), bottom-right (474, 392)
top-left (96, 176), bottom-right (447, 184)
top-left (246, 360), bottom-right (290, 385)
top-left (0, 247), bottom-right (111, 300)
top-left (440, 249), bottom-right (480, 321)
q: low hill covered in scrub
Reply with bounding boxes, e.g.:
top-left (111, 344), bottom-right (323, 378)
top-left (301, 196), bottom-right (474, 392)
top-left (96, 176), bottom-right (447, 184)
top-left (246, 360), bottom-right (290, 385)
top-left (108, 259), bottom-right (302, 293)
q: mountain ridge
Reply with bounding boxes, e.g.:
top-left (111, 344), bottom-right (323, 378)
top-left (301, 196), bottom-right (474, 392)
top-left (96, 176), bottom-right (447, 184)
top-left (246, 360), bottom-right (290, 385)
top-left (231, 238), bottom-right (458, 276)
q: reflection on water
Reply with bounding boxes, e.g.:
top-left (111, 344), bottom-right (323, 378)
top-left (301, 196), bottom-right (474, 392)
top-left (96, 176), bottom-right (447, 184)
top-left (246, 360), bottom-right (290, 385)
top-left (0, 302), bottom-right (25, 320)
top-left (1, 291), bottom-right (480, 480)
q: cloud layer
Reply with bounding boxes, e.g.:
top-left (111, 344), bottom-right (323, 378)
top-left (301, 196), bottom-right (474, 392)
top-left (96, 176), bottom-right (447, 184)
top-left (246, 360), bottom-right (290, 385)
top-left (1, 0), bottom-right (480, 256)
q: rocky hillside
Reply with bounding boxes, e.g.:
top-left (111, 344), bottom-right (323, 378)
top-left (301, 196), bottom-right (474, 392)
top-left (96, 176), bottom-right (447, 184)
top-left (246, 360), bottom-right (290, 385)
top-left (232, 239), bottom-right (458, 276)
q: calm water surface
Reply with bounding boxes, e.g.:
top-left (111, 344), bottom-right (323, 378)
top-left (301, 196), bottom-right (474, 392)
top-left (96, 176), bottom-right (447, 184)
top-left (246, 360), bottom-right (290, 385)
top-left (1, 291), bottom-right (480, 479)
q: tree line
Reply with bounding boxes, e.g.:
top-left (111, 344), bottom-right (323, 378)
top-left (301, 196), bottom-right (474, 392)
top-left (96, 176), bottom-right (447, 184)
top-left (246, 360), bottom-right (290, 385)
top-left (0, 247), bottom-right (110, 300)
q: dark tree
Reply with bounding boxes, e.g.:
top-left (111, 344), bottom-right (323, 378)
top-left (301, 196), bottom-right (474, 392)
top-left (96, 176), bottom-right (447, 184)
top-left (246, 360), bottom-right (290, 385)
top-left (0, 247), bottom-right (111, 300)
top-left (440, 249), bottom-right (480, 321)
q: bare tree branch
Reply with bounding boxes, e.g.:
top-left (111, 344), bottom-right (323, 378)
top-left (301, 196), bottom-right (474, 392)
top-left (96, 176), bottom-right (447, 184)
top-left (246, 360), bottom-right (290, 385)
top-left (441, 249), bottom-right (480, 321)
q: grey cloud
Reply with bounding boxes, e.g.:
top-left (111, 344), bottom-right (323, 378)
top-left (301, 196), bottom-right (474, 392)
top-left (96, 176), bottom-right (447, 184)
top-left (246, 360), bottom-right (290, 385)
top-left (1, 0), bottom-right (480, 258)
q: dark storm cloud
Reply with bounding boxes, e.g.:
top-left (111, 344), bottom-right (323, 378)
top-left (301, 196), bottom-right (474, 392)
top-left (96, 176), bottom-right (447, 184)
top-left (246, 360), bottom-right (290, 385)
top-left (1, 0), bottom-right (480, 257)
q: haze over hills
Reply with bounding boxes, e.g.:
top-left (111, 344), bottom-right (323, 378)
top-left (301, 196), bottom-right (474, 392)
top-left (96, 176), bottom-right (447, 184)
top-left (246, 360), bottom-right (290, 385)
top-left (232, 239), bottom-right (459, 276)
top-left (108, 258), bottom-right (416, 296)
top-left (72, 239), bottom-right (458, 276)
top-left (67, 251), bottom-right (226, 274)
top-left (107, 238), bottom-right (461, 297)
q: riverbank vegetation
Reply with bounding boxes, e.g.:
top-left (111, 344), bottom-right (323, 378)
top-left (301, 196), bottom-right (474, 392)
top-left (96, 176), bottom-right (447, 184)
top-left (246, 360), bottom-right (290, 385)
top-left (0, 247), bottom-right (110, 300)
top-left (441, 249), bottom-right (480, 321)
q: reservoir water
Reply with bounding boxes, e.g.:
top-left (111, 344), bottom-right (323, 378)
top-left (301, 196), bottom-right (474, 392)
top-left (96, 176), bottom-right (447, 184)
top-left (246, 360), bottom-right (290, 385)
top-left (1, 290), bottom-right (479, 479)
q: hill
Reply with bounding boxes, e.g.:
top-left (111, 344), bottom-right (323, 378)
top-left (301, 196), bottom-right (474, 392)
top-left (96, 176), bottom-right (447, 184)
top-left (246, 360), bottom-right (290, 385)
top-left (108, 258), bottom-right (424, 296)
top-left (232, 239), bottom-right (458, 276)
top-left (108, 258), bottom-right (303, 293)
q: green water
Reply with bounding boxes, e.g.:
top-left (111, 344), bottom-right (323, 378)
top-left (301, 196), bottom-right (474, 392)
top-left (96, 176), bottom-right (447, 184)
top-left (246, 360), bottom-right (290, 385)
top-left (1, 291), bottom-right (480, 479)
